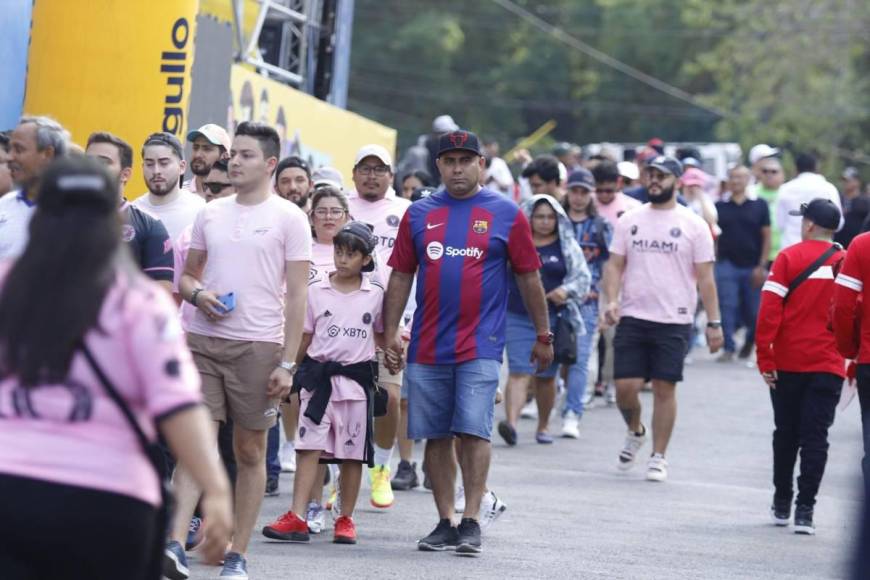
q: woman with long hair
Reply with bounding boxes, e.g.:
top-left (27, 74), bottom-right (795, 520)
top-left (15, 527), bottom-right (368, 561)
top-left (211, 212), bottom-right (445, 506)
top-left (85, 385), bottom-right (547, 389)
top-left (498, 194), bottom-right (590, 445)
top-left (0, 157), bottom-right (232, 579)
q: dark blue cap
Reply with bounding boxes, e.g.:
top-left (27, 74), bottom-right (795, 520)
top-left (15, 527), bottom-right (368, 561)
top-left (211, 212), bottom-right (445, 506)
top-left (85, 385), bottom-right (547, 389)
top-left (566, 168), bottom-right (595, 191)
top-left (789, 198), bottom-right (841, 230)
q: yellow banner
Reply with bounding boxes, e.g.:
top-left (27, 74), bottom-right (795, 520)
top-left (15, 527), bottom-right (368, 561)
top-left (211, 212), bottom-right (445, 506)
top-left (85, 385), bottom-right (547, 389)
top-left (24, 0), bottom-right (200, 196)
top-left (229, 65), bottom-right (396, 181)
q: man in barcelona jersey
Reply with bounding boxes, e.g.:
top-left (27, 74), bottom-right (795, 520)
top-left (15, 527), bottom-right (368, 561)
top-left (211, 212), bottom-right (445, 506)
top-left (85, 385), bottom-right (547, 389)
top-left (384, 130), bottom-right (553, 556)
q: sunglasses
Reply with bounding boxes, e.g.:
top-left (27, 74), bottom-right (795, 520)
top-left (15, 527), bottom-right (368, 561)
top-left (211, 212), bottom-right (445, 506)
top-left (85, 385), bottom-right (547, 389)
top-left (204, 182), bottom-right (233, 194)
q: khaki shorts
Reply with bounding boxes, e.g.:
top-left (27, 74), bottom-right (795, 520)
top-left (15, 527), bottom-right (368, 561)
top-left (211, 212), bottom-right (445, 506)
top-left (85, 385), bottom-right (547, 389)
top-left (377, 349), bottom-right (403, 387)
top-left (187, 333), bottom-right (282, 431)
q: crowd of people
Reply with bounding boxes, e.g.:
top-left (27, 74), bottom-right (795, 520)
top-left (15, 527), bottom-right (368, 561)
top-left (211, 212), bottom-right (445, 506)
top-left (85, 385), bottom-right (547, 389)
top-left (0, 112), bottom-right (867, 580)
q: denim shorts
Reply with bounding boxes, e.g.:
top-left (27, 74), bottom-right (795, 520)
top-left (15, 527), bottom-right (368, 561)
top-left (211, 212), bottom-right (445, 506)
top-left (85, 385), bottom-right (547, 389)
top-left (504, 310), bottom-right (560, 378)
top-left (405, 359), bottom-right (501, 440)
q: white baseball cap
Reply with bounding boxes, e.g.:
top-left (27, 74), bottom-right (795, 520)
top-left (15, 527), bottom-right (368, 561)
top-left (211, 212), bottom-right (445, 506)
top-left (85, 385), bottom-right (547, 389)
top-left (187, 123), bottom-right (232, 152)
top-left (354, 144), bottom-right (393, 170)
top-left (618, 161), bottom-right (639, 181)
top-left (432, 114), bottom-right (459, 133)
top-left (748, 144), bottom-right (780, 165)
top-left (312, 166), bottom-right (344, 190)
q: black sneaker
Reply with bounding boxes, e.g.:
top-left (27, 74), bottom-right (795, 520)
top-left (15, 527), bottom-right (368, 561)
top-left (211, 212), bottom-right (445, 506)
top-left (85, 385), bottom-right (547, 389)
top-left (770, 497), bottom-right (791, 526)
top-left (455, 518), bottom-right (482, 556)
top-left (497, 420), bottom-right (517, 447)
top-left (738, 341), bottom-right (754, 360)
top-left (794, 505), bottom-right (815, 535)
top-left (265, 475), bottom-right (280, 497)
top-left (391, 460), bottom-right (420, 491)
top-left (417, 519), bottom-right (458, 551)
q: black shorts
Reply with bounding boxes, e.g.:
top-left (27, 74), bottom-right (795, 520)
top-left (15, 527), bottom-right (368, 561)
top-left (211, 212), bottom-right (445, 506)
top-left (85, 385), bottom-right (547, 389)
top-left (613, 317), bottom-right (692, 383)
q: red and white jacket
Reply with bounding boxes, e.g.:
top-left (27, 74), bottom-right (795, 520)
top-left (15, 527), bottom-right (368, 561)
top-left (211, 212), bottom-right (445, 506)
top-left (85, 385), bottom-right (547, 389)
top-left (833, 232), bottom-right (870, 362)
top-left (756, 239), bottom-right (846, 377)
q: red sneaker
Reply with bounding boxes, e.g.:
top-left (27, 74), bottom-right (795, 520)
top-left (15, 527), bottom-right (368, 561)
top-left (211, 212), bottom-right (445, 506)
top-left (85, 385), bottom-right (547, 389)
top-left (262, 510), bottom-right (310, 542)
top-left (333, 515), bottom-right (357, 544)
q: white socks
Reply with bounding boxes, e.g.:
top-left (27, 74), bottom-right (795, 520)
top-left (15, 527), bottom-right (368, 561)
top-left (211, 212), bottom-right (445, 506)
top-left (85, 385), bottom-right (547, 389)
top-left (373, 444), bottom-right (394, 468)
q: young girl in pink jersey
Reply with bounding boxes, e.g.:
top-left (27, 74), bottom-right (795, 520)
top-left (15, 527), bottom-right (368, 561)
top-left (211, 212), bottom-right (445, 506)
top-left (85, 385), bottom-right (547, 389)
top-left (263, 221), bottom-right (384, 545)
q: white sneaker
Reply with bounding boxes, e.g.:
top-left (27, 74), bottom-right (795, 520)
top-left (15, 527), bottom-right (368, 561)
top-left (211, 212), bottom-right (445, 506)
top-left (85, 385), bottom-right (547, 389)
top-left (520, 400), bottom-right (538, 420)
top-left (561, 411), bottom-right (580, 439)
top-left (280, 441), bottom-right (296, 473)
top-left (617, 426), bottom-right (647, 471)
top-left (479, 490), bottom-right (507, 530)
top-left (582, 386), bottom-right (595, 409)
top-left (646, 453), bottom-right (668, 482)
top-left (605, 383), bottom-right (617, 405)
top-left (455, 485), bottom-right (466, 513)
top-left (305, 501), bottom-right (326, 534)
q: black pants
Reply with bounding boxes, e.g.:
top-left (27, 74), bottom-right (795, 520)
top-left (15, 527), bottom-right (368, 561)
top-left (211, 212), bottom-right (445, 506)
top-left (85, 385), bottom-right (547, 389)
top-left (0, 474), bottom-right (159, 580)
top-left (769, 371), bottom-right (842, 507)
top-left (856, 366), bottom-right (870, 498)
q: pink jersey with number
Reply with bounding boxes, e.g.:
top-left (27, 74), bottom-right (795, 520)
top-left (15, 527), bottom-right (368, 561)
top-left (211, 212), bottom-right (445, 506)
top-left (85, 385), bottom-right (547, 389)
top-left (0, 265), bottom-right (201, 506)
top-left (301, 274), bottom-right (384, 401)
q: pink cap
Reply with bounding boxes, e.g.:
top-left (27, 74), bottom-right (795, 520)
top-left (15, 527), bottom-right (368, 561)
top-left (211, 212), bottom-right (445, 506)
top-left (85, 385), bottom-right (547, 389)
top-left (680, 167), bottom-right (707, 188)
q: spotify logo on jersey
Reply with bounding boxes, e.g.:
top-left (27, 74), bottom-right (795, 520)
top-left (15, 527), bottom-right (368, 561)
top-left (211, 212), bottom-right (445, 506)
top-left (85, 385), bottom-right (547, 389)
top-left (426, 241), bottom-right (444, 260)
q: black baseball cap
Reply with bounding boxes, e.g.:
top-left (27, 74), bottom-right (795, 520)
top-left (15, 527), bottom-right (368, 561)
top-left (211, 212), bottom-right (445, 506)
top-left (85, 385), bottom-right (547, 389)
top-left (436, 130), bottom-right (482, 158)
top-left (142, 131), bottom-right (184, 160)
top-left (336, 221), bottom-right (377, 272)
top-left (646, 155), bottom-right (683, 178)
top-left (566, 168), bottom-right (595, 191)
top-left (789, 198), bottom-right (841, 230)
top-left (411, 186), bottom-right (436, 202)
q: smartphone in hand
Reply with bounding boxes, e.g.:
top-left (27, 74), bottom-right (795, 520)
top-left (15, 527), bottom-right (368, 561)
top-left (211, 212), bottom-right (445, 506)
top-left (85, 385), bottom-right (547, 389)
top-left (218, 292), bottom-right (236, 313)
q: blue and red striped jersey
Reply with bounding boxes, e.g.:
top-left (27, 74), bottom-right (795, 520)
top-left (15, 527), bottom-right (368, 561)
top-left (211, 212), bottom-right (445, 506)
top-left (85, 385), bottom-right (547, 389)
top-left (389, 188), bottom-right (541, 364)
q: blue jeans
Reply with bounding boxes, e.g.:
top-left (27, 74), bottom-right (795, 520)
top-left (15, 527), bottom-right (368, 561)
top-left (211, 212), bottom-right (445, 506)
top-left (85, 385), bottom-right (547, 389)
top-left (406, 359), bottom-right (501, 440)
top-left (266, 421), bottom-right (281, 479)
top-left (715, 259), bottom-right (760, 352)
top-left (564, 302), bottom-right (599, 416)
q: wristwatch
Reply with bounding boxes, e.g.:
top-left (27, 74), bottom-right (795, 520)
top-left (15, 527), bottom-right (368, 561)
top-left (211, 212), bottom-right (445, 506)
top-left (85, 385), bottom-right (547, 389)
top-left (536, 332), bottom-right (554, 345)
top-left (278, 361), bottom-right (298, 375)
top-left (706, 320), bottom-right (722, 329)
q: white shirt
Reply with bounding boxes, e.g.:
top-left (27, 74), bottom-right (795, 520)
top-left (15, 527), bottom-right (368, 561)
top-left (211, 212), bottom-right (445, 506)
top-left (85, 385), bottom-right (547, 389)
top-left (486, 156), bottom-right (515, 196)
top-left (0, 191), bottom-right (36, 260)
top-left (133, 189), bottom-right (206, 242)
top-left (775, 172), bottom-right (842, 250)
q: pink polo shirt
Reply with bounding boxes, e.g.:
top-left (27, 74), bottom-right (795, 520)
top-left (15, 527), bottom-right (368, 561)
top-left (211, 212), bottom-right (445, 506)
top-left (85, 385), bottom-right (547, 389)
top-left (0, 266), bottom-right (201, 506)
top-left (348, 194), bottom-right (411, 282)
top-left (302, 274), bottom-right (384, 401)
top-left (186, 194), bottom-right (311, 343)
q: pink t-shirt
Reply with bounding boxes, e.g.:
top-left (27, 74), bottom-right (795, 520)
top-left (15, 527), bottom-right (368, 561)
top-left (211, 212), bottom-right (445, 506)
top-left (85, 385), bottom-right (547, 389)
top-left (595, 192), bottom-right (641, 228)
top-left (186, 194), bottom-right (312, 343)
top-left (309, 241), bottom-right (335, 283)
top-left (348, 194), bottom-right (411, 282)
top-left (610, 204), bottom-right (715, 325)
top-left (173, 224), bottom-right (195, 329)
top-left (302, 274), bottom-right (384, 401)
top-left (0, 267), bottom-right (201, 506)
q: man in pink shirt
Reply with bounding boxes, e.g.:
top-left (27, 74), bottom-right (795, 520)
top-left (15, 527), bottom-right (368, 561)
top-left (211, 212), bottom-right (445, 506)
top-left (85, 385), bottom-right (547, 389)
top-left (173, 122), bottom-right (311, 579)
top-left (347, 144), bottom-right (411, 509)
top-left (593, 161), bottom-right (642, 228)
top-left (601, 156), bottom-right (723, 483)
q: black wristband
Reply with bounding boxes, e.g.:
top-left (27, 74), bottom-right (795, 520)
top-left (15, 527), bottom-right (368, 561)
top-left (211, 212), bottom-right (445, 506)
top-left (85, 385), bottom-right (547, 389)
top-left (190, 288), bottom-right (203, 306)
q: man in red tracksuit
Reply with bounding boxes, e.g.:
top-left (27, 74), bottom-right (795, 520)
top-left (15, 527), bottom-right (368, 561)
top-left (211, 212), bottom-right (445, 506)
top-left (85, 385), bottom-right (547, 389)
top-left (832, 230), bottom-right (870, 501)
top-left (756, 198), bottom-right (845, 536)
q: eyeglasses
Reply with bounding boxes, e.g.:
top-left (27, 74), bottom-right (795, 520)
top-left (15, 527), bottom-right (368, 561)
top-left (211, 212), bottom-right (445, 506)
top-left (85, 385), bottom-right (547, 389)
top-left (355, 164), bottom-right (390, 176)
top-left (204, 182), bottom-right (232, 194)
top-left (313, 208), bottom-right (347, 218)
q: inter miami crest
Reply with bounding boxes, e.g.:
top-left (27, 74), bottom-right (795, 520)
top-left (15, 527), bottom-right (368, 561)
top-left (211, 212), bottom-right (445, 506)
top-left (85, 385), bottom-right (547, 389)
top-left (387, 215), bottom-right (400, 227)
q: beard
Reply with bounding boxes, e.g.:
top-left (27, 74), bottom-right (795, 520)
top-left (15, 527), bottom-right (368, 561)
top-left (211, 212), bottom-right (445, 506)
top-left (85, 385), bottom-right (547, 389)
top-left (146, 178), bottom-right (176, 196)
top-left (648, 183), bottom-right (675, 205)
top-left (289, 191), bottom-right (309, 208)
top-left (190, 159), bottom-right (211, 176)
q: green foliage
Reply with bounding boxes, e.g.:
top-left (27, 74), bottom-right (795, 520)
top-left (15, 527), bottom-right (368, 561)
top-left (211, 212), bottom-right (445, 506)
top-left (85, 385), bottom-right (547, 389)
top-left (349, 0), bottom-right (869, 170)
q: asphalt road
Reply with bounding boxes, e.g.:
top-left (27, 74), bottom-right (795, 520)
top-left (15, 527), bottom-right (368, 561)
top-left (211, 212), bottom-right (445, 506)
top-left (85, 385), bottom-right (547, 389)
top-left (188, 350), bottom-right (865, 579)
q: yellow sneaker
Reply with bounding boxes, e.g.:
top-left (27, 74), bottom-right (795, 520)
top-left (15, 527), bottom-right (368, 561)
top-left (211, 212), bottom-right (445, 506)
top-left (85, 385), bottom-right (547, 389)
top-left (369, 465), bottom-right (394, 508)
